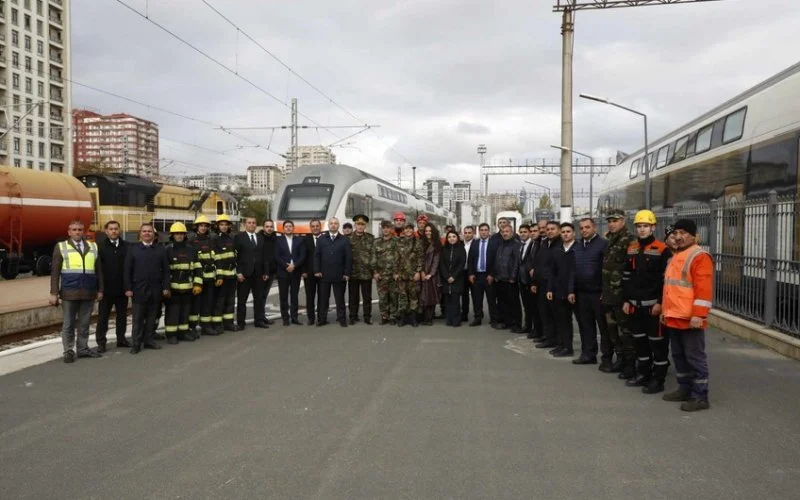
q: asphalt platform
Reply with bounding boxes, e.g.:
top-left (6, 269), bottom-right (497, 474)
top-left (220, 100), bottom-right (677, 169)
top-left (1, 293), bottom-right (799, 499)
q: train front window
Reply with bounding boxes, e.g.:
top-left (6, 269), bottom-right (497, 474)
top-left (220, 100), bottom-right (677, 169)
top-left (279, 184), bottom-right (333, 219)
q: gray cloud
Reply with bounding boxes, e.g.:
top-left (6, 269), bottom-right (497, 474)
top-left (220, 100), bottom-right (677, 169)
top-left (72, 0), bottom-right (800, 203)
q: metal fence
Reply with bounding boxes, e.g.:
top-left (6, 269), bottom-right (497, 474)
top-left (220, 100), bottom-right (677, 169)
top-left (599, 191), bottom-right (800, 339)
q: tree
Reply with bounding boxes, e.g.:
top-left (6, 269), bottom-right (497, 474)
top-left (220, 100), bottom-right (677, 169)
top-left (72, 160), bottom-right (116, 178)
top-left (240, 198), bottom-right (271, 223)
top-left (505, 201), bottom-right (525, 213)
top-left (538, 194), bottom-right (554, 210)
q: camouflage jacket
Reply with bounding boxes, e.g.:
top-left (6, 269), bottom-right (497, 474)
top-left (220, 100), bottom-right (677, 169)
top-left (348, 232), bottom-right (375, 280)
top-left (372, 236), bottom-right (399, 277)
top-left (395, 236), bottom-right (423, 279)
top-left (602, 226), bottom-right (635, 305)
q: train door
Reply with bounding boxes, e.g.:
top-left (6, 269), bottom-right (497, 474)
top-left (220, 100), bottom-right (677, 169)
top-left (721, 183), bottom-right (745, 288)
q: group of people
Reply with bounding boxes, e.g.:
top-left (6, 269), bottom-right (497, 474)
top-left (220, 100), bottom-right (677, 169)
top-left (51, 208), bottom-right (712, 411)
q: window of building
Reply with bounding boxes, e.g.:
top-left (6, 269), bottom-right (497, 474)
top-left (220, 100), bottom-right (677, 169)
top-left (26, 140), bottom-right (32, 155)
top-left (24, 55), bottom-right (30, 70)
top-left (25, 97), bottom-right (31, 111)
top-left (24, 35), bottom-right (30, 50)
top-left (38, 122), bottom-right (43, 137)
top-left (11, 30), bottom-right (18, 46)
top-left (24, 14), bottom-right (30, 30)
top-left (37, 20), bottom-right (42, 36)
top-left (37, 0), bottom-right (42, 16)
top-left (12, 73), bottom-right (19, 89)
top-left (37, 105), bottom-right (43, 117)
top-left (26, 160), bottom-right (33, 169)
top-left (25, 118), bottom-right (32, 134)
top-left (12, 51), bottom-right (18, 67)
top-left (39, 162), bottom-right (45, 171)
top-left (36, 80), bottom-right (42, 96)
top-left (37, 60), bottom-right (43, 75)
top-left (38, 141), bottom-right (44, 157)
top-left (13, 137), bottom-right (20, 153)
top-left (723, 107), bottom-right (747, 144)
top-left (24, 76), bottom-right (31, 92)
top-left (36, 40), bottom-right (42, 55)
top-left (11, 8), bottom-right (18, 26)
top-left (13, 94), bottom-right (20, 106)
top-left (25, 0), bottom-right (32, 10)
top-left (14, 159), bottom-right (21, 168)
top-left (695, 124), bottom-right (713, 154)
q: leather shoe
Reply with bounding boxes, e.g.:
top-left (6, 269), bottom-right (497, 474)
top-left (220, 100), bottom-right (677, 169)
top-left (469, 320), bottom-right (481, 327)
top-left (625, 375), bottom-right (649, 387)
top-left (291, 319), bottom-right (303, 325)
top-left (510, 328), bottom-right (524, 334)
top-left (283, 319), bottom-right (290, 326)
top-left (78, 349), bottom-right (102, 358)
top-left (380, 318), bottom-right (390, 325)
top-left (549, 347), bottom-right (564, 355)
top-left (116, 339), bottom-right (132, 348)
top-left (349, 318), bottom-right (357, 325)
top-left (535, 341), bottom-right (557, 349)
top-left (316, 320), bottom-right (328, 327)
top-left (266, 318), bottom-right (275, 325)
top-left (237, 323), bottom-right (246, 330)
top-left (572, 356), bottom-right (597, 365)
top-left (530, 336), bottom-right (545, 343)
top-left (364, 318), bottom-right (373, 325)
top-left (340, 321), bottom-right (348, 327)
top-left (96, 343), bottom-right (107, 353)
top-left (552, 350), bottom-right (574, 358)
top-left (254, 322), bottom-right (269, 328)
top-left (167, 336), bottom-right (178, 345)
top-left (152, 333), bottom-right (166, 341)
top-left (307, 319), bottom-right (315, 326)
top-left (130, 345), bottom-right (141, 354)
top-left (143, 342), bottom-right (162, 350)
top-left (63, 350), bottom-right (75, 363)
top-left (598, 359), bottom-right (613, 372)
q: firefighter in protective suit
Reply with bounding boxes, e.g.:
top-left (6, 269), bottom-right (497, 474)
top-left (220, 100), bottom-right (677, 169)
top-left (212, 214), bottom-right (238, 333)
top-left (189, 215), bottom-right (217, 336)
top-left (621, 210), bottom-right (672, 393)
top-left (165, 222), bottom-right (203, 344)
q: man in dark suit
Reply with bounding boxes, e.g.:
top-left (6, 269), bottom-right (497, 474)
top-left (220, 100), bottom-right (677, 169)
top-left (313, 217), bottom-right (353, 327)
top-left (124, 223), bottom-right (169, 354)
top-left (518, 224), bottom-right (538, 338)
top-left (259, 219), bottom-right (278, 325)
top-left (467, 222), bottom-right (499, 326)
top-left (96, 220), bottom-right (130, 352)
top-left (234, 217), bottom-right (268, 329)
top-left (460, 225), bottom-right (475, 323)
top-left (534, 220), bottom-right (563, 350)
top-left (302, 219), bottom-right (323, 325)
top-left (275, 220), bottom-right (305, 326)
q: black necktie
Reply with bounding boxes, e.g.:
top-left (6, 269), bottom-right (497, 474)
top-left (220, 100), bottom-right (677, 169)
top-left (250, 234), bottom-right (255, 246)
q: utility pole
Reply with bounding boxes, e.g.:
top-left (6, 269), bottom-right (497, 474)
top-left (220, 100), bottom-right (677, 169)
top-left (412, 166), bottom-right (417, 195)
top-left (290, 98), bottom-right (298, 174)
top-left (477, 144), bottom-right (487, 196)
top-left (552, 0), bottom-right (722, 215)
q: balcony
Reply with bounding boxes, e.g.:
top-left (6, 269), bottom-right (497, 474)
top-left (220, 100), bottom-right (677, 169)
top-left (49, 14), bottom-right (63, 27)
top-left (50, 113), bottom-right (62, 123)
top-left (51, 93), bottom-right (63, 103)
top-left (49, 74), bottom-right (63, 86)
top-left (49, 53), bottom-right (62, 65)
top-left (49, 35), bottom-right (63, 47)
top-left (0, 76), bottom-right (5, 87)
top-left (0, 143), bottom-right (7, 153)
top-left (51, 153), bottom-right (64, 161)
top-left (50, 130), bottom-right (64, 142)
top-left (50, 0), bottom-right (64, 6)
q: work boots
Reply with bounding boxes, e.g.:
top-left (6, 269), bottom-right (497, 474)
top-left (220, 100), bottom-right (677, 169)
top-left (642, 380), bottom-right (665, 394)
top-left (617, 359), bottom-right (637, 380)
top-left (625, 374), bottom-right (649, 387)
top-left (598, 359), bottom-right (613, 373)
top-left (680, 399), bottom-right (710, 412)
top-left (609, 357), bottom-right (624, 373)
top-left (662, 386), bottom-right (691, 402)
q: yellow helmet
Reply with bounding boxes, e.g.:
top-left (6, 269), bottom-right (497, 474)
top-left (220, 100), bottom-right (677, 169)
top-left (194, 215), bottom-right (211, 225)
top-left (216, 214), bottom-right (231, 223)
top-left (634, 209), bottom-right (657, 225)
top-left (169, 222), bottom-right (188, 233)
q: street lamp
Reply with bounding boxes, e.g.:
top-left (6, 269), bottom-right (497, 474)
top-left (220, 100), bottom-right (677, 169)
top-left (551, 144), bottom-right (595, 218)
top-left (580, 93), bottom-right (650, 209)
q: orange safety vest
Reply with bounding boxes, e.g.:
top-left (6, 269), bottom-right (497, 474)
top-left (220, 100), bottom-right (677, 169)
top-left (662, 244), bottom-right (712, 320)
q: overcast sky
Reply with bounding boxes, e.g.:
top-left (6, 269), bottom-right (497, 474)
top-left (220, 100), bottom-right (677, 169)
top-left (73, 0), bottom-right (799, 207)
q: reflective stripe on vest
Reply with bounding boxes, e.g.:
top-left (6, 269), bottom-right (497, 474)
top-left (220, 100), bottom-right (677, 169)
top-left (59, 240), bottom-right (98, 291)
top-left (662, 244), bottom-right (707, 319)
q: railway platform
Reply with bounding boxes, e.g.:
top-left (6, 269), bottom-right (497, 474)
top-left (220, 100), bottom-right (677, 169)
top-left (1, 308), bottom-right (799, 498)
top-left (0, 276), bottom-right (65, 337)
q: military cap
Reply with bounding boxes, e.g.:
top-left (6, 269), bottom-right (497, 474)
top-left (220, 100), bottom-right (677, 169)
top-left (380, 220), bottom-right (392, 228)
top-left (606, 209), bottom-right (625, 220)
top-left (353, 214), bottom-right (369, 223)
top-left (343, 222), bottom-right (353, 229)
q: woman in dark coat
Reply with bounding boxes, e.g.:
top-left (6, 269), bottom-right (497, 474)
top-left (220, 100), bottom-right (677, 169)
top-left (439, 230), bottom-right (466, 327)
top-left (419, 223), bottom-right (442, 325)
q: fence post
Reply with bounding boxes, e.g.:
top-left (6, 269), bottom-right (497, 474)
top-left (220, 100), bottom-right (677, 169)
top-left (764, 190), bottom-right (778, 328)
top-left (709, 199), bottom-right (718, 256)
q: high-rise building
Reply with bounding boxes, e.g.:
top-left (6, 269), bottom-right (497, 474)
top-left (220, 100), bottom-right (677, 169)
top-left (72, 110), bottom-right (159, 176)
top-left (1, 0), bottom-right (71, 173)
top-left (452, 180), bottom-right (472, 204)
top-left (285, 145), bottom-right (336, 173)
top-left (247, 164), bottom-right (282, 194)
top-left (423, 177), bottom-right (451, 209)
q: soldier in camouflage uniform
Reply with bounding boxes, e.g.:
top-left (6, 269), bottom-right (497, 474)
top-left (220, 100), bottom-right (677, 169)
top-left (602, 209), bottom-right (637, 378)
top-left (348, 214), bottom-right (375, 325)
top-left (395, 223), bottom-right (423, 327)
top-left (372, 220), bottom-right (400, 324)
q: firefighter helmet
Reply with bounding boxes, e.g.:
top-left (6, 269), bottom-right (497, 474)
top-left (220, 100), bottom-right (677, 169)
top-left (216, 214), bottom-right (232, 223)
top-left (194, 215), bottom-right (211, 225)
top-left (633, 210), bottom-right (657, 225)
top-left (169, 222), bottom-right (188, 233)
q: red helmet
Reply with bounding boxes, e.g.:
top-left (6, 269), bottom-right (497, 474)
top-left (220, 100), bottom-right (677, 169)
top-left (392, 212), bottom-right (406, 221)
top-left (416, 214), bottom-right (429, 223)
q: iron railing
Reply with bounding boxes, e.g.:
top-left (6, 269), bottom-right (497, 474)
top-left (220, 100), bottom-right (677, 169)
top-left (598, 191), bottom-right (800, 338)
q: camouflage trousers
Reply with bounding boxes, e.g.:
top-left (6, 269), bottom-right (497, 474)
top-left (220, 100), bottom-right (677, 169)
top-left (395, 278), bottom-right (419, 316)
top-left (376, 277), bottom-right (397, 320)
top-left (605, 304), bottom-right (635, 359)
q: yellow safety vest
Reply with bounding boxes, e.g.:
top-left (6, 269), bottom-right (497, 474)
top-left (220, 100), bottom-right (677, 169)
top-left (59, 240), bottom-right (98, 291)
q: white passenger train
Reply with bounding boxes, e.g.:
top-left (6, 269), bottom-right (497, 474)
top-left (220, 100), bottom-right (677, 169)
top-left (596, 61), bottom-right (800, 331)
top-left (273, 164), bottom-right (456, 234)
